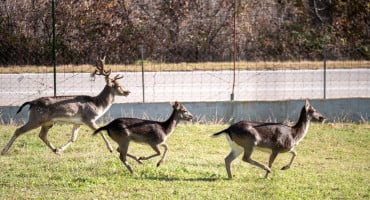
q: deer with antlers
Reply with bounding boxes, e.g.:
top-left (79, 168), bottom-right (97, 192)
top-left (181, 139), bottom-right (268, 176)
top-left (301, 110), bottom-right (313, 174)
top-left (1, 57), bottom-right (130, 155)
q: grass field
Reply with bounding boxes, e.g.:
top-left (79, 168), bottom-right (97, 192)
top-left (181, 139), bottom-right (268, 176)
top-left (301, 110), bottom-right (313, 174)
top-left (0, 123), bottom-right (369, 199)
top-left (1, 60), bottom-right (369, 73)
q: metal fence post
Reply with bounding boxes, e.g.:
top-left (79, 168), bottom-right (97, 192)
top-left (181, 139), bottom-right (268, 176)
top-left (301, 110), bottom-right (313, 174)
top-left (140, 45), bottom-right (145, 103)
top-left (231, 0), bottom-right (237, 101)
top-left (323, 43), bottom-right (327, 99)
top-left (52, 0), bottom-right (56, 97)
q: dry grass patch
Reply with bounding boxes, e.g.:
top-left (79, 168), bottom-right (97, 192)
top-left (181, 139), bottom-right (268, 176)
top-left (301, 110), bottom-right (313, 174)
top-left (0, 60), bottom-right (369, 73)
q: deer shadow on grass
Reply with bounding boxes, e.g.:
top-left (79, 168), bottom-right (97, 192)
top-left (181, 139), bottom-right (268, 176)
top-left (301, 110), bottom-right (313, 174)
top-left (135, 175), bottom-right (224, 182)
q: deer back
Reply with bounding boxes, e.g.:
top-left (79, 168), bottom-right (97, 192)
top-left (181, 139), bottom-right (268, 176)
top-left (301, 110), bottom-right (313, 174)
top-left (104, 118), bottom-right (167, 145)
top-left (25, 95), bottom-right (103, 124)
top-left (252, 124), bottom-right (295, 151)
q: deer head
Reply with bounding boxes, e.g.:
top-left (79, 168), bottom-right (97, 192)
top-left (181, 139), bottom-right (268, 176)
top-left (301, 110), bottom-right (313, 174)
top-left (305, 100), bottom-right (326, 122)
top-left (110, 74), bottom-right (130, 96)
top-left (171, 101), bottom-right (193, 121)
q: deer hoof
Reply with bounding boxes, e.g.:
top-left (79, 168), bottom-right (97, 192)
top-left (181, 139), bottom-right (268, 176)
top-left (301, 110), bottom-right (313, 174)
top-left (156, 160), bottom-right (164, 167)
top-left (281, 166), bottom-right (290, 170)
top-left (107, 146), bottom-right (113, 153)
top-left (54, 148), bottom-right (63, 155)
top-left (1, 150), bottom-right (7, 155)
top-left (264, 171), bottom-right (271, 179)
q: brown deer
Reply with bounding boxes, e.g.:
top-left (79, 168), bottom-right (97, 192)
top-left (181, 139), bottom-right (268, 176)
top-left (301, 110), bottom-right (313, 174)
top-left (212, 100), bottom-right (326, 179)
top-left (93, 101), bottom-right (193, 174)
top-left (1, 57), bottom-right (130, 155)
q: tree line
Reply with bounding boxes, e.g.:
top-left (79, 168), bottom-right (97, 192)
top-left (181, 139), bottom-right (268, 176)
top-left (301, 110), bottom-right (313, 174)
top-left (0, 0), bottom-right (369, 66)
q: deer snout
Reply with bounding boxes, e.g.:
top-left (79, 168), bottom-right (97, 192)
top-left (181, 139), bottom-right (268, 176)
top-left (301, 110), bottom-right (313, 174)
top-left (314, 114), bottom-right (326, 123)
top-left (318, 116), bottom-right (326, 122)
top-left (123, 90), bottom-right (131, 96)
top-left (187, 114), bottom-right (194, 121)
top-left (183, 113), bottom-right (193, 121)
top-left (118, 88), bottom-right (130, 96)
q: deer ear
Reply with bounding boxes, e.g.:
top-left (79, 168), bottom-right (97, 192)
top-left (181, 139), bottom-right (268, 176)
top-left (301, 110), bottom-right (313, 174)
top-left (305, 99), bottom-right (310, 110)
top-left (171, 101), bottom-right (180, 109)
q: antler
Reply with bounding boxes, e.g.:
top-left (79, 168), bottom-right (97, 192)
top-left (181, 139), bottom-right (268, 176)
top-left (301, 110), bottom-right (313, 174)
top-left (113, 74), bottom-right (124, 81)
top-left (91, 56), bottom-right (111, 79)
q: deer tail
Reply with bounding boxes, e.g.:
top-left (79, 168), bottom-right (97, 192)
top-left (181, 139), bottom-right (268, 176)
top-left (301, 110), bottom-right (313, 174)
top-left (211, 129), bottom-right (228, 138)
top-left (93, 126), bottom-right (108, 136)
top-left (16, 102), bottom-right (31, 114)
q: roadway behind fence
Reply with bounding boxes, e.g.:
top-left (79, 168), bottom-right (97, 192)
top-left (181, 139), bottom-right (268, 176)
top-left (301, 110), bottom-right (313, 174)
top-left (0, 61), bottom-right (369, 106)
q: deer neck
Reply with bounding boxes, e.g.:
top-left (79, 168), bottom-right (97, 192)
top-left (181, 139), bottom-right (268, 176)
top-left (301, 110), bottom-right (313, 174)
top-left (162, 109), bottom-right (180, 136)
top-left (94, 85), bottom-right (115, 110)
top-left (292, 107), bottom-right (310, 144)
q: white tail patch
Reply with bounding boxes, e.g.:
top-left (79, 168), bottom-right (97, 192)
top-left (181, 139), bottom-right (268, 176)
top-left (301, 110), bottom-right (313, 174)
top-left (225, 134), bottom-right (244, 156)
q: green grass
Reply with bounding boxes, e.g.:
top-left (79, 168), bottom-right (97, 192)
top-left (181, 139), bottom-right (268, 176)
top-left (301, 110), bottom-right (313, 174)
top-left (0, 123), bottom-right (369, 199)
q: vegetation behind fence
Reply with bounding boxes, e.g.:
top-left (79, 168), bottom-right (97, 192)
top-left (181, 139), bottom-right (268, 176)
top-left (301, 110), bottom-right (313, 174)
top-left (1, 0), bottom-right (369, 66)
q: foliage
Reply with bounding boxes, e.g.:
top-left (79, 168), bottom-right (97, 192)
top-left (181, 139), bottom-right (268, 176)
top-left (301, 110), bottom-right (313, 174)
top-left (0, 0), bottom-right (369, 65)
top-left (0, 123), bottom-right (369, 199)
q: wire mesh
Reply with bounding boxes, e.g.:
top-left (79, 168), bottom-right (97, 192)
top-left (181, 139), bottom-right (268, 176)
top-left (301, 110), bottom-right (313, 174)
top-left (0, 0), bottom-right (369, 106)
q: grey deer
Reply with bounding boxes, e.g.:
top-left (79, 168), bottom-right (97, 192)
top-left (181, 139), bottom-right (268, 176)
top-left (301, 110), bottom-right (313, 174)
top-left (212, 100), bottom-right (326, 179)
top-left (1, 57), bottom-right (130, 155)
top-left (93, 101), bottom-right (193, 174)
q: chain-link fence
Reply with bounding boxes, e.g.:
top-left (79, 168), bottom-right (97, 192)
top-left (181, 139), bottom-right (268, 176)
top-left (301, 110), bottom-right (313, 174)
top-left (1, 0), bottom-right (369, 106)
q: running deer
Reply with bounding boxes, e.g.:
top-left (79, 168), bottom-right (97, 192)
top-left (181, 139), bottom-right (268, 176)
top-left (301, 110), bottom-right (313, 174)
top-left (212, 100), bottom-right (326, 179)
top-left (93, 101), bottom-right (193, 174)
top-left (1, 57), bottom-right (130, 155)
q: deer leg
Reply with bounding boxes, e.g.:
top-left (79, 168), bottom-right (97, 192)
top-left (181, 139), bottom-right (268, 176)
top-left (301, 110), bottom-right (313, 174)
top-left (85, 120), bottom-right (113, 153)
top-left (56, 124), bottom-right (80, 154)
top-left (156, 143), bottom-right (168, 167)
top-left (242, 146), bottom-right (271, 176)
top-left (100, 131), bottom-right (113, 152)
top-left (118, 142), bottom-right (134, 174)
top-left (281, 150), bottom-right (297, 170)
top-left (1, 122), bottom-right (40, 155)
top-left (117, 143), bottom-right (142, 164)
top-left (224, 134), bottom-right (245, 179)
top-left (265, 151), bottom-right (279, 178)
top-left (138, 145), bottom-right (161, 162)
top-left (127, 153), bottom-right (143, 164)
top-left (225, 148), bottom-right (243, 179)
top-left (38, 123), bottom-right (58, 154)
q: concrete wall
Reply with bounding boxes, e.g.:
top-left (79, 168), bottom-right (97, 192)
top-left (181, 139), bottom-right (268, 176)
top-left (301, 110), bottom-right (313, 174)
top-left (1, 98), bottom-right (369, 125)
